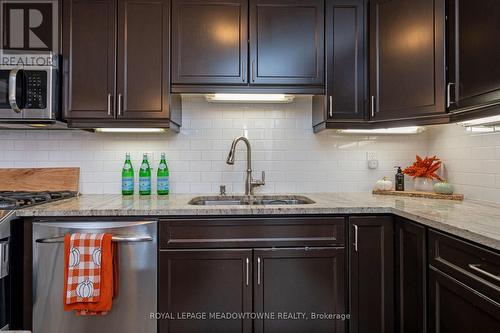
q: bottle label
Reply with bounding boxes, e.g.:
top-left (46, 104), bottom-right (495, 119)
top-left (123, 164), bottom-right (132, 170)
top-left (141, 162), bottom-right (149, 171)
top-left (157, 176), bottom-right (169, 191)
top-left (158, 163), bottom-right (167, 170)
top-left (139, 177), bottom-right (151, 191)
top-left (122, 177), bottom-right (134, 192)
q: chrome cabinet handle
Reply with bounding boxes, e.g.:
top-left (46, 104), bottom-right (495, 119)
top-left (118, 93), bottom-right (122, 116)
top-left (8, 68), bottom-right (22, 113)
top-left (257, 257), bottom-right (261, 285)
top-left (246, 258), bottom-right (249, 286)
top-left (468, 264), bottom-right (500, 283)
top-left (0, 241), bottom-right (9, 279)
top-left (252, 60), bottom-right (255, 82)
top-left (353, 225), bottom-right (358, 252)
top-left (446, 82), bottom-right (455, 108)
top-left (370, 96), bottom-right (375, 118)
top-left (35, 235), bottom-right (153, 244)
top-left (329, 96), bottom-right (333, 117)
top-left (107, 93), bottom-right (112, 116)
top-left (242, 61), bottom-right (246, 82)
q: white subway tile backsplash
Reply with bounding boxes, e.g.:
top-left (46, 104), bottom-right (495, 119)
top-left (0, 96), bottom-right (431, 195)
top-left (427, 123), bottom-right (500, 204)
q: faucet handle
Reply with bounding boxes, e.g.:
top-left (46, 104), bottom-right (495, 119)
top-left (261, 171), bottom-right (265, 182)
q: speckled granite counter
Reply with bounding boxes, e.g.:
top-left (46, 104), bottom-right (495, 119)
top-left (15, 193), bottom-right (500, 251)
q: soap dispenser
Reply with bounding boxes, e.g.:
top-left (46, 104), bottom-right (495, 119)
top-left (395, 166), bottom-right (405, 191)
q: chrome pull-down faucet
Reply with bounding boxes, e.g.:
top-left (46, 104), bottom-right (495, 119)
top-left (226, 136), bottom-right (265, 195)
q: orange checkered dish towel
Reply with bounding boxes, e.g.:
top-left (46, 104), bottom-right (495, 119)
top-left (63, 233), bottom-right (115, 316)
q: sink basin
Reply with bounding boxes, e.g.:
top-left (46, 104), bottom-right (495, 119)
top-left (188, 195), bottom-right (315, 206)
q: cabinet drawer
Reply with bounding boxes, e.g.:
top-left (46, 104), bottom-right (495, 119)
top-left (159, 217), bottom-right (345, 248)
top-left (428, 230), bottom-right (500, 301)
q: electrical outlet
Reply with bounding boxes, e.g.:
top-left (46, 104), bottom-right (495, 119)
top-left (366, 152), bottom-right (378, 169)
top-left (366, 152), bottom-right (377, 161)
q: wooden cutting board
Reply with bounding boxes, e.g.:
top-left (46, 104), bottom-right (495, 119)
top-left (373, 189), bottom-right (464, 201)
top-left (0, 168), bottom-right (80, 192)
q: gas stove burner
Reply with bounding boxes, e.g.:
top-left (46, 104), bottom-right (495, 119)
top-left (0, 197), bottom-right (19, 210)
top-left (0, 191), bottom-right (78, 210)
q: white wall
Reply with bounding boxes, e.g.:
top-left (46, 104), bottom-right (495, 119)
top-left (427, 123), bottom-right (500, 203)
top-left (0, 96), bottom-right (427, 194)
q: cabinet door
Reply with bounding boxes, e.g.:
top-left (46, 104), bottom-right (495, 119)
top-left (116, 0), bottom-right (170, 119)
top-left (350, 216), bottom-right (394, 333)
top-left (395, 219), bottom-right (426, 333)
top-left (158, 249), bottom-right (252, 333)
top-left (369, 0), bottom-right (446, 121)
top-left (254, 247), bottom-right (345, 333)
top-left (326, 0), bottom-right (366, 120)
top-left (448, 0), bottom-right (500, 111)
top-left (249, 0), bottom-right (324, 85)
top-left (62, 0), bottom-right (116, 119)
top-left (429, 267), bottom-right (500, 333)
top-left (171, 0), bottom-right (248, 85)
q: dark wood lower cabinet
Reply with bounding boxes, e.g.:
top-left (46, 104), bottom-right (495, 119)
top-left (158, 249), bottom-right (253, 333)
top-left (349, 216), bottom-right (394, 333)
top-left (253, 247), bottom-right (345, 333)
top-left (395, 218), bottom-right (426, 333)
top-left (428, 267), bottom-right (500, 332)
top-left (155, 216), bottom-right (500, 333)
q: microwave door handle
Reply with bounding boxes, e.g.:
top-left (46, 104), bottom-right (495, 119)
top-left (8, 68), bottom-right (22, 113)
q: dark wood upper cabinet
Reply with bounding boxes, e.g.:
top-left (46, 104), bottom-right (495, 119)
top-left (370, 0), bottom-right (446, 121)
top-left (313, 0), bottom-right (366, 129)
top-left (325, 0), bottom-right (366, 120)
top-left (349, 216), bottom-right (394, 333)
top-left (249, 0), bottom-right (324, 85)
top-left (395, 218), bottom-right (426, 333)
top-left (253, 247), bottom-right (345, 333)
top-left (117, 0), bottom-right (170, 119)
top-left (447, 0), bottom-right (500, 113)
top-left (62, 0), bottom-right (116, 119)
top-left (63, 0), bottom-right (177, 127)
top-left (171, 0), bottom-right (248, 85)
top-left (159, 249), bottom-right (253, 333)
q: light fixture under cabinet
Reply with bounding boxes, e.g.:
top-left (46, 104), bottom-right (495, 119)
top-left (95, 128), bottom-right (165, 133)
top-left (205, 93), bottom-right (295, 103)
top-left (337, 126), bottom-right (425, 135)
top-left (457, 115), bottom-right (500, 127)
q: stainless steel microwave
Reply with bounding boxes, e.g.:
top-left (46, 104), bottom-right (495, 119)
top-left (0, 51), bottom-right (59, 125)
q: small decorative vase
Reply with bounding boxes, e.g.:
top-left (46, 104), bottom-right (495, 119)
top-left (414, 177), bottom-right (434, 192)
top-left (434, 180), bottom-right (454, 195)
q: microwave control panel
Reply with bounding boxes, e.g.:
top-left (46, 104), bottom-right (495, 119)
top-left (25, 71), bottom-right (48, 109)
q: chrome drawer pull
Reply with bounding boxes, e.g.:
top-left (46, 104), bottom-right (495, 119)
top-left (257, 257), bottom-right (261, 285)
top-left (246, 258), bottom-right (249, 286)
top-left (36, 235), bottom-right (153, 244)
top-left (468, 264), bottom-right (500, 283)
top-left (353, 225), bottom-right (358, 252)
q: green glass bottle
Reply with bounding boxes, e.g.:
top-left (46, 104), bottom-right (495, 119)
top-left (139, 153), bottom-right (152, 195)
top-left (157, 153), bottom-right (169, 195)
top-left (121, 153), bottom-right (134, 195)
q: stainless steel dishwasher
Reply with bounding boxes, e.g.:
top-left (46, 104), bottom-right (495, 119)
top-left (33, 220), bottom-right (157, 333)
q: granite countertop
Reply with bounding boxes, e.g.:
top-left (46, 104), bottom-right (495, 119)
top-left (15, 193), bottom-right (500, 251)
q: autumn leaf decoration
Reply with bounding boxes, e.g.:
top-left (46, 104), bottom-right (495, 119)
top-left (403, 155), bottom-right (443, 180)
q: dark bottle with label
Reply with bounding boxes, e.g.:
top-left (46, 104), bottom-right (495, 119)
top-left (395, 166), bottom-right (405, 191)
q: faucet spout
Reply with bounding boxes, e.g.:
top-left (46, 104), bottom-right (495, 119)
top-left (225, 136), bottom-right (264, 195)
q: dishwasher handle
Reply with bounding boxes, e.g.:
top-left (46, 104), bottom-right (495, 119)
top-left (36, 235), bottom-right (153, 244)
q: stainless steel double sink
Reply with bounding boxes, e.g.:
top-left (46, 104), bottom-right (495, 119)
top-left (189, 195), bottom-right (315, 206)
